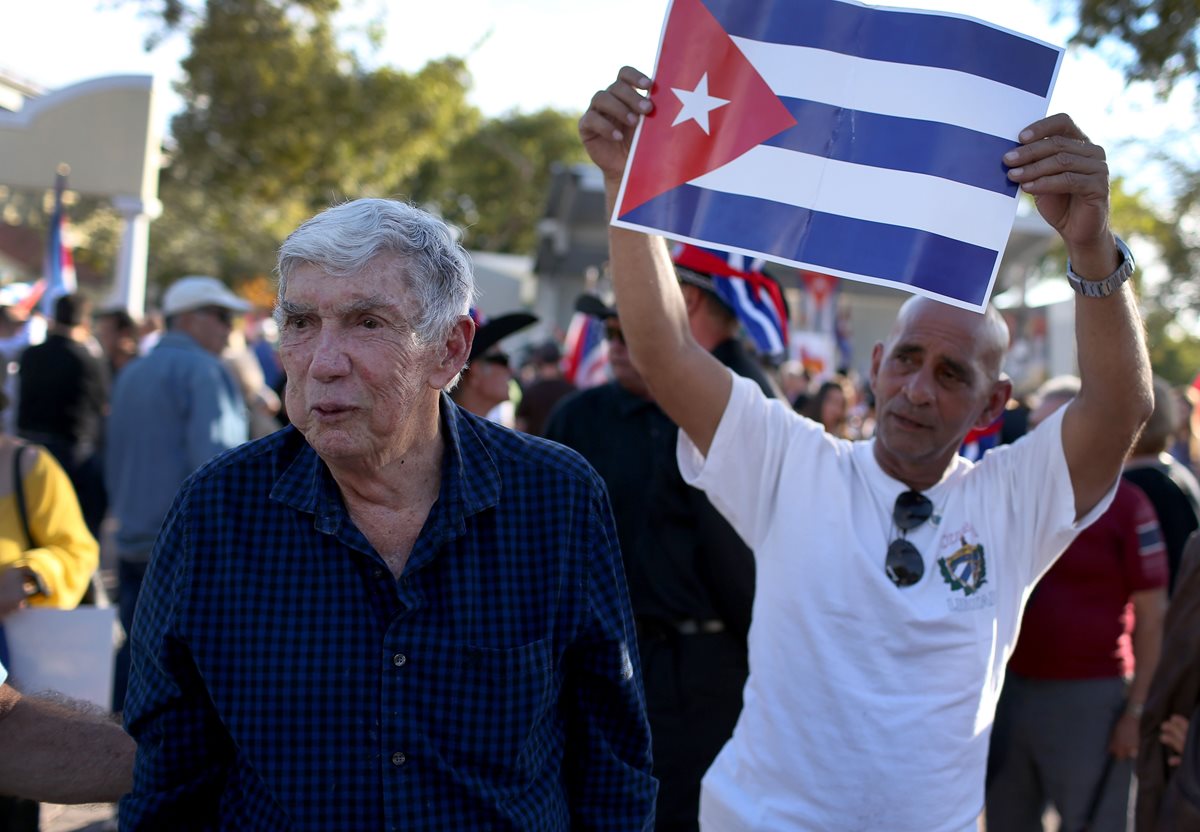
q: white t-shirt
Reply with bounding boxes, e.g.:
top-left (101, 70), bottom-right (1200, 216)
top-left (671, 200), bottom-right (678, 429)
top-left (678, 373), bottom-right (1113, 832)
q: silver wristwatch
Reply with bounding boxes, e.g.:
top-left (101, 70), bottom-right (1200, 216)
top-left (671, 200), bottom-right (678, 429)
top-left (1066, 236), bottom-right (1135, 298)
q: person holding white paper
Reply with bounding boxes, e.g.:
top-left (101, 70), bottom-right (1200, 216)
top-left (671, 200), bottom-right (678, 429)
top-left (0, 398), bottom-right (98, 616)
top-left (0, 391), bottom-right (99, 830)
top-left (580, 66), bottom-right (1153, 831)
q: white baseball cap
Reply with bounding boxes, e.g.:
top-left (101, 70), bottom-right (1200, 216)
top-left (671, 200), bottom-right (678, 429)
top-left (161, 276), bottom-right (252, 317)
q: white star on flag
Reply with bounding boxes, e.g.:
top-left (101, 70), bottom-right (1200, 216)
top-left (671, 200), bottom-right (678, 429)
top-left (670, 73), bottom-right (729, 135)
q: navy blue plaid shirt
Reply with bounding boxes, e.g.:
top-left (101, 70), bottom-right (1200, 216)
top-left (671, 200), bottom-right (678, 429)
top-left (120, 396), bottom-right (656, 830)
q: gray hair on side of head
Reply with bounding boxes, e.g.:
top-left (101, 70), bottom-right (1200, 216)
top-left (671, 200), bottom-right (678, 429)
top-left (892, 297), bottom-right (1011, 379)
top-left (1034, 374), bottom-right (1082, 407)
top-left (274, 199), bottom-right (478, 343)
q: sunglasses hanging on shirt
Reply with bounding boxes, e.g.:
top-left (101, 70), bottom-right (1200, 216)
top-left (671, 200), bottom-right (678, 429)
top-left (885, 490), bottom-right (934, 588)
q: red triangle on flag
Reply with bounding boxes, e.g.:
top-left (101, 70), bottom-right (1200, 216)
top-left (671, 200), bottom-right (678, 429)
top-left (618, 0), bottom-right (798, 217)
top-left (802, 271), bottom-right (838, 306)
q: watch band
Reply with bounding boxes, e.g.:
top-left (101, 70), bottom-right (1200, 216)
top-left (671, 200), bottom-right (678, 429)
top-left (1066, 236), bottom-right (1135, 298)
top-left (20, 569), bottom-right (47, 600)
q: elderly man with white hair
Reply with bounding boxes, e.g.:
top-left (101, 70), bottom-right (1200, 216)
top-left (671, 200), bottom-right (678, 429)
top-left (119, 200), bottom-right (656, 831)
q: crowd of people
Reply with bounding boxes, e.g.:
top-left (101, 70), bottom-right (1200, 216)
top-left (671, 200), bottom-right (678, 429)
top-left (0, 63), bottom-right (1197, 832)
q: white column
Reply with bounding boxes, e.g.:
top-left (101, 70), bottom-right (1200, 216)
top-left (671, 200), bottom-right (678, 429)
top-left (108, 194), bottom-right (162, 318)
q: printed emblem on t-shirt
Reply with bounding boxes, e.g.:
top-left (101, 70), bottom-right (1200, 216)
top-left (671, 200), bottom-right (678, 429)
top-left (938, 536), bottom-right (988, 597)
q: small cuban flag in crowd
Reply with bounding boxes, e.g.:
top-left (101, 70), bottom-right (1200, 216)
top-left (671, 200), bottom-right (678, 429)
top-left (959, 413), bottom-right (1003, 462)
top-left (41, 169), bottom-right (77, 317)
top-left (612, 0), bottom-right (1063, 311)
top-left (563, 312), bottom-right (609, 388)
top-left (671, 242), bottom-right (789, 360)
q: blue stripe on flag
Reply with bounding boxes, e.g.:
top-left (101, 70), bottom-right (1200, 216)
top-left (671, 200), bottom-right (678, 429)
top-left (1138, 528), bottom-right (1164, 552)
top-left (624, 185), bottom-right (997, 306)
top-left (767, 99), bottom-right (1018, 196)
top-left (704, 0), bottom-right (1059, 96)
top-left (712, 276), bottom-right (785, 356)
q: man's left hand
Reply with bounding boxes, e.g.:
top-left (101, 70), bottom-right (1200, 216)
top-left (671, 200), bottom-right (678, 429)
top-left (0, 569), bottom-right (29, 618)
top-left (1004, 114), bottom-right (1115, 267)
top-left (1108, 711), bottom-right (1141, 761)
top-left (1161, 714), bottom-right (1190, 767)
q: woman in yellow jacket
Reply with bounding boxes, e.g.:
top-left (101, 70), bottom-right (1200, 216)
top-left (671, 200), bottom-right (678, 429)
top-left (0, 435), bottom-right (98, 615)
top-left (0, 423), bottom-right (101, 830)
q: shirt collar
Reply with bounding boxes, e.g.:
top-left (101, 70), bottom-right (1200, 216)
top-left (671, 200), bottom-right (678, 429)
top-left (269, 393), bottom-right (501, 543)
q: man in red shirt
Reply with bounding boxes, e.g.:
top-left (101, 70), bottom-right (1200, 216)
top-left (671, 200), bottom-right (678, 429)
top-left (986, 376), bottom-right (1169, 831)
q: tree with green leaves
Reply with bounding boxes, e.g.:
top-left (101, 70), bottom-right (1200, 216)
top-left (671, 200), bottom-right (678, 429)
top-left (142, 0), bottom-right (483, 289)
top-left (1071, 0), bottom-right (1200, 91)
top-left (414, 109), bottom-right (587, 254)
top-left (1062, 0), bottom-right (1200, 384)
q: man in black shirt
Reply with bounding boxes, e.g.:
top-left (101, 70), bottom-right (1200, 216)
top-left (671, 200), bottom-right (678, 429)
top-left (545, 284), bottom-right (775, 832)
top-left (1125, 376), bottom-right (1200, 593)
top-left (17, 293), bottom-right (109, 535)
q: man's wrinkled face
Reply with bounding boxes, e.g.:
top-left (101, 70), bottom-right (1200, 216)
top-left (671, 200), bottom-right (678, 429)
top-left (870, 301), bottom-right (1003, 474)
top-left (278, 259), bottom-right (438, 466)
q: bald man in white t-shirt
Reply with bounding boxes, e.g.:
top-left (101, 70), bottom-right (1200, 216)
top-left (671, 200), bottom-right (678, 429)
top-left (579, 66), bottom-right (1153, 831)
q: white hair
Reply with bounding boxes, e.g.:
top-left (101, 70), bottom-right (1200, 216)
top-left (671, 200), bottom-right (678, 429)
top-left (275, 199), bottom-right (477, 343)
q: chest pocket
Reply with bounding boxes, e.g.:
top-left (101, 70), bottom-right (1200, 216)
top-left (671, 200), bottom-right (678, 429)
top-left (429, 638), bottom-right (556, 779)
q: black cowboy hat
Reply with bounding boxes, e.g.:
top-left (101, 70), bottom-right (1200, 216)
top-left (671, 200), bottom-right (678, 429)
top-left (469, 312), bottom-right (538, 361)
top-left (574, 294), bottom-right (618, 320)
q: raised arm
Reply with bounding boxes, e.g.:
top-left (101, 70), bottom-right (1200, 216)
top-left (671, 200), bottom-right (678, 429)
top-left (1005, 114), bottom-right (1153, 519)
top-left (579, 67), bottom-right (732, 455)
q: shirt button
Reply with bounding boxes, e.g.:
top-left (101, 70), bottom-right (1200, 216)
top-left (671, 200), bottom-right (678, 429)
top-left (391, 751), bottom-right (406, 766)
top-left (392, 653), bottom-right (406, 667)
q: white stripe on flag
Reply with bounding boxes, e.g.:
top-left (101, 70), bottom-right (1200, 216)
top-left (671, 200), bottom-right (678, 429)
top-left (726, 279), bottom-right (783, 354)
top-left (730, 36), bottom-right (1049, 140)
top-left (689, 145), bottom-right (1015, 252)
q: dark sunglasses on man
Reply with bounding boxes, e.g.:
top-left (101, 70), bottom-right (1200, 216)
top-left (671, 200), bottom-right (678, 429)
top-left (199, 306), bottom-right (235, 326)
top-left (604, 324), bottom-right (625, 345)
top-left (885, 490), bottom-right (934, 587)
top-left (480, 351), bottom-right (510, 369)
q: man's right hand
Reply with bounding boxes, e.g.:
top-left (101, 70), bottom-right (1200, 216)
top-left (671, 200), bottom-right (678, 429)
top-left (576, 65), bottom-right (733, 458)
top-left (579, 67), bottom-right (655, 182)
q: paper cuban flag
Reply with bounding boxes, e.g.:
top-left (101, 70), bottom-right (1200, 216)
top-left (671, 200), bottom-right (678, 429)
top-left (612, 0), bottom-right (1064, 311)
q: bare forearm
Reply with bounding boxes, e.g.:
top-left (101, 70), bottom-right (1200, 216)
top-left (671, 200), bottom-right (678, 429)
top-left (1061, 241), bottom-right (1153, 516)
top-left (1004, 115), bottom-right (1153, 517)
top-left (603, 178), bottom-right (697, 378)
top-left (1125, 587), bottom-right (1168, 715)
top-left (603, 179), bottom-right (732, 452)
top-left (0, 692), bottom-right (135, 803)
top-left (1128, 620), bottom-right (1163, 709)
top-left (582, 67), bottom-right (733, 452)
top-left (1071, 241), bottom-right (1152, 444)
